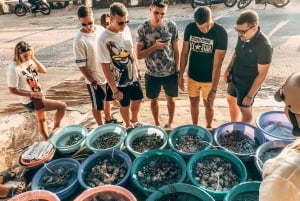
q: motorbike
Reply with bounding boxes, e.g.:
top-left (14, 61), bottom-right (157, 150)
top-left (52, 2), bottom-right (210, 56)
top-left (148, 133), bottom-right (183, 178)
top-left (14, 0), bottom-right (51, 16)
top-left (237, 0), bottom-right (290, 9)
top-left (191, 0), bottom-right (238, 8)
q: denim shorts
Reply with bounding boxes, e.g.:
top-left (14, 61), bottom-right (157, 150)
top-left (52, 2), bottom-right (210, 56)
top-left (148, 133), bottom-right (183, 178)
top-left (23, 102), bottom-right (35, 112)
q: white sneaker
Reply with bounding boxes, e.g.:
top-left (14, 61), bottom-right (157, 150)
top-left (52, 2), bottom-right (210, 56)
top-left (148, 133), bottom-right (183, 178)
top-left (131, 120), bottom-right (147, 128)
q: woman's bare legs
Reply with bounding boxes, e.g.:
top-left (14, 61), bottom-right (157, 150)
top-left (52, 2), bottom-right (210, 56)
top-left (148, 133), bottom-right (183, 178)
top-left (35, 98), bottom-right (67, 140)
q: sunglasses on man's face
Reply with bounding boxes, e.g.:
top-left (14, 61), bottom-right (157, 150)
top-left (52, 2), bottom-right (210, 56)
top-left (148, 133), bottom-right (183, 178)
top-left (81, 22), bottom-right (94, 27)
top-left (117, 20), bottom-right (129, 26)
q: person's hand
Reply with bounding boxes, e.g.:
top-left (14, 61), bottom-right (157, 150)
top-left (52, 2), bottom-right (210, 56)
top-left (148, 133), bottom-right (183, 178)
top-left (30, 91), bottom-right (43, 99)
top-left (155, 40), bottom-right (168, 50)
top-left (223, 70), bottom-right (229, 82)
top-left (137, 70), bottom-right (142, 80)
top-left (113, 90), bottom-right (123, 101)
top-left (178, 76), bottom-right (185, 91)
top-left (207, 89), bottom-right (216, 107)
top-left (242, 96), bottom-right (252, 107)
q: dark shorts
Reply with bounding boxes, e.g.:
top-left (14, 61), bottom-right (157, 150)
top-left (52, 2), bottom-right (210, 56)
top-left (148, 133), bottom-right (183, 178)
top-left (87, 83), bottom-right (113, 110)
top-left (23, 102), bottom-right (35, 112)
top-left (118, 81), bottom-right (143, 107)
top-left (145, 73), bottom-right (178, 99)
top-left (227, 82), bottom-right (254, 107)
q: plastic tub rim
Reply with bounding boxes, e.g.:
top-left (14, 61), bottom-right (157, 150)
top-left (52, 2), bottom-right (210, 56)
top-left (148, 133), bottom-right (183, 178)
top-left (187, 149), bottom-right (247, 200)
top-left (224, 181), bottom-right (261, 201)
top-left (74, 185), bottom-right (137, 201)
top-left (50, 124), bottom-right (88, 154)
top-left (78, 149), bottom-right (132, 189)
top-left (213, 121), bottom-right (266, 157)
top-left (31, 158), bottom-right (80, 199)
top-left (130, 149), bottom-right (187, 196)
top-left (86, 123), bottom-right (127, 152)
top-left (254, 139), bottom-right (294, 175)
top-left (125, 125), bottom-right (168, 157)
top-left (168, 124), bottom-right (213, 157)
top-left (146, 183), bottom-right (215, 201)
top-left (256, 110), bottom-right (295, 141)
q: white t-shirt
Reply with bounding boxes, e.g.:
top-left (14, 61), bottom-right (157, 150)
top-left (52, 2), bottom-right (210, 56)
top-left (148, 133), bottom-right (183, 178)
top-left (98, 26), bottom-right (138, 87)
top-left (260, 140), bottom-right (300, 201)
top-left (6, 60), bottom-right (39, 104)
top-left (73, 25), bottom-right (107, 85)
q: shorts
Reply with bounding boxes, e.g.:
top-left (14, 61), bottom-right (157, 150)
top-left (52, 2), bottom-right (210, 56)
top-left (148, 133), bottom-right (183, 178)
top-left (118, 81), bottom-right (143, 107)
top-left (87, 83), bottom-right (109, 110)
top-left (23, 102), bottom-right (35, 112)
top-left (187, 77), bottom-right (212, 100)
top-left (227, 82), bottom-right (254, 107)
top-left (145, 73), bottom-right (178, 99)
top-left (104, 84), bottom-right (114, 102)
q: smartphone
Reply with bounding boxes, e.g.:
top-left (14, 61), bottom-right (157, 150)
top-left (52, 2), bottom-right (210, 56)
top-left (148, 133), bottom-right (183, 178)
top-left (159, 38), bottom-right (170, 43)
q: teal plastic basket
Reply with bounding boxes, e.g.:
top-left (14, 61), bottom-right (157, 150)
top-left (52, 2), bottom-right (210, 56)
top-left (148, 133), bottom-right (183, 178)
top-left (131, 149), bottom-right (186, 196)
top-left (224, 181), bottom-right (261, 201)
top-left (86, 123), bottom-right (126, 152)
top-left (168, 124), bottom-right (213, 159)
top-left (146, 183), bottom-right (215, 201)
top-left (187, 149), bottom-right (247, 201)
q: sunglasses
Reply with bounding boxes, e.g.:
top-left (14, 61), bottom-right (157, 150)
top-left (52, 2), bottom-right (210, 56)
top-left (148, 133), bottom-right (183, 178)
top-left (81, 22), bottom-right (94, 27)
top-left (152, 0), bottom-right (168, 6)
top-left (17, 43), bottom-right (31, 53)
top-left (117, 20), bottom-right (129, 26)
top-left (235, 26), bottom-right (254, 35)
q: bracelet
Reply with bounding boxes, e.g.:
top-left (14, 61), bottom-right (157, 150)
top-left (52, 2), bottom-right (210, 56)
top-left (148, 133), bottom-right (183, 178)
top-left (211, 89), bottom-right (217, 93)
top-left (246, 95), bottom-right (253, 100)
top-left (113, 90), bottom-right (119, 95)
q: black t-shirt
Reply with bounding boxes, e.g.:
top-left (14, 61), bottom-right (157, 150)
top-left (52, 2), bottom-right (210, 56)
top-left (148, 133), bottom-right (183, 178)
top-left (232, 27), bottom-right (273, 87)
top-left (184, 22), bottom-right (228, 82)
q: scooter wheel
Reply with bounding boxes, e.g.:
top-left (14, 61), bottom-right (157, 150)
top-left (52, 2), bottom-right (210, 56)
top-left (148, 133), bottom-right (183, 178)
top-left (273, 0), bottom-right (290, 7)
top-left (224, 0), bottom-right (237, 7)
top-left (237, 0), bottom-right (252, 8)
top-left (38, 2), bottom-right (51, 15)
top-left (14, 4), bottom-right (27, 16)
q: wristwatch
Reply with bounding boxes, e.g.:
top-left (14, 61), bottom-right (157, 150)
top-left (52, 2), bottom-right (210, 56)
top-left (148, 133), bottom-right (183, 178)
top-left (91, 80), bottom-right (97, 87)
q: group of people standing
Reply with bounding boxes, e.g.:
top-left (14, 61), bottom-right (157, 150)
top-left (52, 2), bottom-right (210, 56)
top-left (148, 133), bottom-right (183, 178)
top-left (7, 1), bottom-right (273, 140)
top-left (6, 1), bottom-right (300, 200)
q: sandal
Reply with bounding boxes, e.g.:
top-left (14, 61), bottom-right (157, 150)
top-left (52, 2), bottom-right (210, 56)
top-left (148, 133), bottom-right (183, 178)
top-left (0, 172), bottom-right (16, 184)
top-left (0, 183), bottom-right (26, 199)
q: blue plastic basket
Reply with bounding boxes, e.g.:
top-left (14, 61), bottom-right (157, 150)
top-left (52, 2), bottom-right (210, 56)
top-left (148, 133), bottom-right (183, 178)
top-left (255, 139), bottom-right (294, 175)
top-left (256, 110), bottom-right (295, 141)
top-left (31, 158), bottom-right (80, 200)
top-left (78, 149), bottom-right (132, 189)
top-left (214, 122), bottom-right (266, 162)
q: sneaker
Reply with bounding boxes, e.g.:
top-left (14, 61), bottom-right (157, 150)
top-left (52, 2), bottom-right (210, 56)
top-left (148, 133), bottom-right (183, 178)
top-left (105, 116), bottom-right (123, 124)
top-left (131, 120), bottom-right (147, 128)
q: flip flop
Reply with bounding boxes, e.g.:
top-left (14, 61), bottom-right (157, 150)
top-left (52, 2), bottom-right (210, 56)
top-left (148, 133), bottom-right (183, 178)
top-left (0, 172), bottom-right (16, 184)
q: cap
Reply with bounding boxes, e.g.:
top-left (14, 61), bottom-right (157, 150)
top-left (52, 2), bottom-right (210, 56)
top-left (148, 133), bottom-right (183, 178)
top-left (274, 72), bottom-right (300, 114)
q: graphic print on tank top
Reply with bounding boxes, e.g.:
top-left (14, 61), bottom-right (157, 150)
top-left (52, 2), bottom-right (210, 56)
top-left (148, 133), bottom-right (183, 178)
top-left (106, 41), bottom-right (134, 86)
top-left (190, 36), bottom-right (214, 53)
top-left (21, 63), bottom-right (41, 92)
